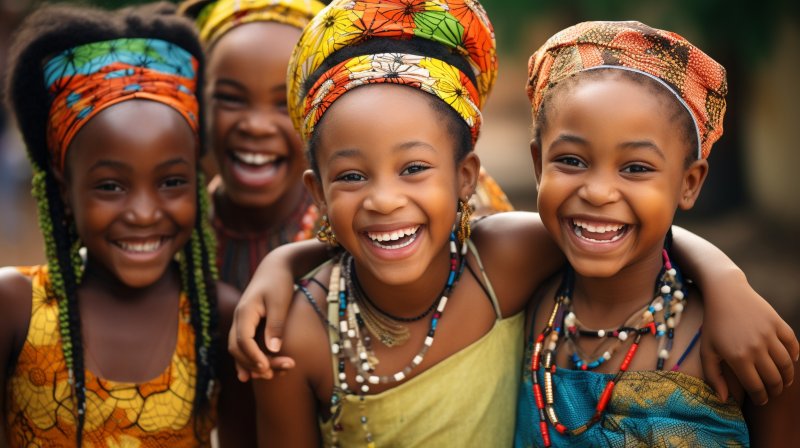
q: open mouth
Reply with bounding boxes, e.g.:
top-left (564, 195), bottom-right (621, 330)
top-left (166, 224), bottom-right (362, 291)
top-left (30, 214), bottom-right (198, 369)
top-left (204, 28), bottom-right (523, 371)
top-left (366, 226), bottom-right (420, 250)
top-left (230, 150), bottom-right (280, 167)
top-left (114, 238), bottom-right (166, 254)
top-left (570, 219), bottom-right (628, 243)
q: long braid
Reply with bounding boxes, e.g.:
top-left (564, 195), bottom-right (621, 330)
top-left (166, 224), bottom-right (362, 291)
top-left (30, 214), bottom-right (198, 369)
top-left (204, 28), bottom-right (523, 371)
top-left (178, 169), bottom-right (219, 440)
top-left (30, 164), bottom-right (87, 445)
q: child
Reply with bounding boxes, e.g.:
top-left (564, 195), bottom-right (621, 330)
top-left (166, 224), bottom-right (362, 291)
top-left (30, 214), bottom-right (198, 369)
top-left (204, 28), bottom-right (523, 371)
top-left (0, 3), bottom-right (249, 446)
top-left (241, 1), bottom-right (797, 446)
top-left (515, 21), bottom-right (755, 447)
top-left (178, 0), bottom-right (513, 292)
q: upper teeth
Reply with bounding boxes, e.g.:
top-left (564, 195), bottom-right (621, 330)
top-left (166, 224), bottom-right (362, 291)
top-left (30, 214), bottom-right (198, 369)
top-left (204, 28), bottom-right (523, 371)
top-left (367, 226), bottom-right (419, 242)
top-left (233, 151), bottom-right (278, 165)
top-left (119, 240), bottom-right (162, 253)
top-left (573, 220), bottom-right (625, 233)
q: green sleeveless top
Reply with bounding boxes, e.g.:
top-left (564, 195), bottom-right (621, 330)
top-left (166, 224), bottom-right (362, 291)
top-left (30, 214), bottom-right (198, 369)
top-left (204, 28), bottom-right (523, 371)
top-left (319, 242), bottom-right (524, 447)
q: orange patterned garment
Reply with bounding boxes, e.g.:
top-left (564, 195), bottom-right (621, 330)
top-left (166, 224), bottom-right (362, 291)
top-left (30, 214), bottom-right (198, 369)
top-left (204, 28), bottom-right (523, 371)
top-left (5, 265), bottom-right (215, 447)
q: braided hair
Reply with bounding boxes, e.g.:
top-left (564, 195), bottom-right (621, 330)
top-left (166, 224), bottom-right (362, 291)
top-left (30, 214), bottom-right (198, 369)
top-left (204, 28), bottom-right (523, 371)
top-left (5, 2), bottom-right (219, 444)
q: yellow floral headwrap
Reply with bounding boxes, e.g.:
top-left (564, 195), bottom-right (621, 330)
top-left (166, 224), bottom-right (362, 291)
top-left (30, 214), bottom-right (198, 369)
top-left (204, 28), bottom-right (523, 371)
top-left (527, 21), bottom-right (728, 159)
top-left (194, 0), bottom-right (325, 46)
top-left (287, 0), bottom-right (498, 143)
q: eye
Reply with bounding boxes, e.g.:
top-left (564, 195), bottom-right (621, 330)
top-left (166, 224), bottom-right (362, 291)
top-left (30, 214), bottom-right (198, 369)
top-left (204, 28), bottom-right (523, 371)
top-left (554, 156), bottom-right (586, 168)
top-left (94, 181), bottom-right (124, 193)
top-left (401, 163), bottom-right (430, 176)
top-left (212, 92), bottom-right (246, 108)
top-left (335, 171), bottom-right (366, 183)
top-left (621, 163), bottom-right (653, 174)
top-left (161, 177), bottom-right (189, 188)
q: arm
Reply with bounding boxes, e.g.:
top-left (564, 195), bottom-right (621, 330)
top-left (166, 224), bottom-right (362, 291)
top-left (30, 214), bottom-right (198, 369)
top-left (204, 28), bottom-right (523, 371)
top-left (216, 282), bottom-right (256, 447)
top-left (228, 239), bottom-right (330, 381)
top-left (671, 226), bottom-right (799, 405)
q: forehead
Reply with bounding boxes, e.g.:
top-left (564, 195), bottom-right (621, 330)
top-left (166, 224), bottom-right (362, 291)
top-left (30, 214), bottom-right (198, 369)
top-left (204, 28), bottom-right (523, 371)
top-left (316, 84), bottom-right (457, 157)
top-left (207, 22), bottom-right (301, 72)
top-left (66, 100), bottom-right (196, 173)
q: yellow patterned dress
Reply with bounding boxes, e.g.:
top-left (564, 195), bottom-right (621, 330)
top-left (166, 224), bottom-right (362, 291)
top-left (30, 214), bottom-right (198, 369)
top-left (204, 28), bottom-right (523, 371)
top-left (4, 265), bottom-right (215, 447)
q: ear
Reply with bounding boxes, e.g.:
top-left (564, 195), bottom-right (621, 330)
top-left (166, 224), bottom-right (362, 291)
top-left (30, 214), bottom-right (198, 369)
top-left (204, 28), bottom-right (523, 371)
top-left (678, 159), bottom-right (709, 210)
top-left (303, 169), bottom-right (327, 214)
top-left (51, 166), bottom-right (72, 216)
top-left (457, 152), bottom-right (480, 200)
top-left (529, 139), bottom-right (543, 187)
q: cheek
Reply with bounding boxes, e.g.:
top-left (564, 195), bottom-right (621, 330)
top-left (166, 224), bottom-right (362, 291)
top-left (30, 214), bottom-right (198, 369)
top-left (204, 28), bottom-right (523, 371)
top-left (210, 110), bottom-right (238, 148)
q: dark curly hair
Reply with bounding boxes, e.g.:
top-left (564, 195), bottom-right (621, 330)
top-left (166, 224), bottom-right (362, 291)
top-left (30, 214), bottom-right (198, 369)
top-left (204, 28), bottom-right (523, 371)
top-left (4, 2), bottom-right (218, 445)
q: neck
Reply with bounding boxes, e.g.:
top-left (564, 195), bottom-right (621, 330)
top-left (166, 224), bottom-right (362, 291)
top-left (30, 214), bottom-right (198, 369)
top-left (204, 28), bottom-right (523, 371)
top-left (80, 259), bottom-right (180, 305)
top-left (570, 246), bottom-right (666, 328)
top-left (352, 243), bottom-right (455, 319)
top-left (215, 182), bottom-right (307, 234)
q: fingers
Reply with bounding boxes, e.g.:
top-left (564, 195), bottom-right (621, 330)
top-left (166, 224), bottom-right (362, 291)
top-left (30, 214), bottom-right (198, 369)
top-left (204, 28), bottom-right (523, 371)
top-left (230, 301), bottom-right (273, 381)
top-left (263, 292), bottom-right (293, 353)
top-left (769, 335), bottom-right (796, 389)
top-left (701, 346), bottom-right (729, 402)
top-left (731, 360), bottom-right (768, 405)
top-left (754, 350), bottom-right (784, 400)
top-left (777, 319), bottom-right (800, 363)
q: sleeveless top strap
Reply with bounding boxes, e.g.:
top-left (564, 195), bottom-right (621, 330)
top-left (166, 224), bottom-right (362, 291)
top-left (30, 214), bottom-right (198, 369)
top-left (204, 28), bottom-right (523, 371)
top-left (466, 239), bottom-right (503, 320)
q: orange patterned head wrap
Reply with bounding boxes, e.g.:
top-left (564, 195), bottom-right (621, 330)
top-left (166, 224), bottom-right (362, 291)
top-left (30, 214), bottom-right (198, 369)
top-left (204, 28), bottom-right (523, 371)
top-left (44, 38), bottom-right (200, 172)
top-left (527, 21), bottom-right (727, 159)
top-left (194, 0), bottom-right (325, 46)
top-left (287, 0), bottom-right (498, 144)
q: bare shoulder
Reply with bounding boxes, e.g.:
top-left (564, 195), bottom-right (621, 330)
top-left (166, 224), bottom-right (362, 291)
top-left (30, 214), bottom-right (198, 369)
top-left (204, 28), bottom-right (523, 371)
top-left (0, 266), bottom-right (33, 333)
top-left (470, 212), bottom-right (562, 318)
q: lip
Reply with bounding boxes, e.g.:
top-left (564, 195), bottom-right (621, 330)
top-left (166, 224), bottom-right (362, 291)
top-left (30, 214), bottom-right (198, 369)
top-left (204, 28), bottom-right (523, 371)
top-left (562, 215), bottom-right (632, 254)
top-left (360, 224), bottom-right (424, 261)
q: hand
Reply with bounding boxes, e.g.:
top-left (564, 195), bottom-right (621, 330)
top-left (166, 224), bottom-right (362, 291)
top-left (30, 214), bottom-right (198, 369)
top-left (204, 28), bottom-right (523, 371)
top-left (701, 271), bottom-right (799, 405)
top-left (227, 261), bottom-right (297, 382)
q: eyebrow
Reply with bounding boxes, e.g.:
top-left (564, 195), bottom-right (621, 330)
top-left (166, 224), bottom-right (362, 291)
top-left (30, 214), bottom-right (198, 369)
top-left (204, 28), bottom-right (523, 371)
top-left (550, 133), bottom-right (587, 147)
top-left (618, 140), bottom-right (666, 160)
top-left (88, 157), bottom-right (190, 173)
top-left (394, 141), bottom-right (436, 153)
top-left (214, 78), bottom-right (246, 91)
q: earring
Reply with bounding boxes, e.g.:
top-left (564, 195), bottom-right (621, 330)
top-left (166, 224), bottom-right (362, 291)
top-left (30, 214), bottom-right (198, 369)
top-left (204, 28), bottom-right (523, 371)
top-left (457, 199), bottom-right (473, 245)
top-left (316, 215), bottom-right (338, 247)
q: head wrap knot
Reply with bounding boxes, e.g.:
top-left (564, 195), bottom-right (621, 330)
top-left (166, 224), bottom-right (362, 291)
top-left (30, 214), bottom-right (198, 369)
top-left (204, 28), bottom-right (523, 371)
top-left (527, 21), bottom-right (727, 159)
top-left (287, 0), bottom-right (498, 144)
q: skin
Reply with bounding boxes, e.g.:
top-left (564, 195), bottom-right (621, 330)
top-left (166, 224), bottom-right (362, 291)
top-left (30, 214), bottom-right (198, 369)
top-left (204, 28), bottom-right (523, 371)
top-left (0, 100), bottom-right (250, 446)
top-left (529, 75), bottom-right (719, 387)
top-left (252, 84), bottom-right (561, 446)
top-left (205, 22), bottom-right (307, 233)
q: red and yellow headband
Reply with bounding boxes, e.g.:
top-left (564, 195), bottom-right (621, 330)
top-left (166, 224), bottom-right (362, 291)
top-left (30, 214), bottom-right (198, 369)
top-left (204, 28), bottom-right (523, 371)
top-left (527, 21), bottom-right (728, 159)
top-left (44, 38), bottom-right (200, 172)
top-left (287, 0), bottom-right (498, 144)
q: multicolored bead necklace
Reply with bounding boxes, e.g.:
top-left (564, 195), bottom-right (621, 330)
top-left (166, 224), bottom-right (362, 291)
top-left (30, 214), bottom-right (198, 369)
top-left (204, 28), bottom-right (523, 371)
top-left (530, 249), bottom-right (686, 447)
top-left (327, 232), bottom-right (467, 447)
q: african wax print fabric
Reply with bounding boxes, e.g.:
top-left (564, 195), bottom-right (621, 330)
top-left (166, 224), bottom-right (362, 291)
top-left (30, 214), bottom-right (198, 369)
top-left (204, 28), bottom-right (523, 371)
top-left (526, 21), bottom-right (727, 159)
top-left (5, 265), bottom-right (215, 447)
top-left (194, 0), bottom-right (325, 46)
top-left (44, 38), bottom-right (199, 172)
top-left (515, 322), bottom-right (748, 446)
top-left (287, 0), bottom-right (498, 143)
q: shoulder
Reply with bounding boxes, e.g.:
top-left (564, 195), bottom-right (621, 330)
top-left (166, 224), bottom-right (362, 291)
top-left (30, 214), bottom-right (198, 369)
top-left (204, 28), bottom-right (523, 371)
top-left (0, 266), bottom-right (35, 372)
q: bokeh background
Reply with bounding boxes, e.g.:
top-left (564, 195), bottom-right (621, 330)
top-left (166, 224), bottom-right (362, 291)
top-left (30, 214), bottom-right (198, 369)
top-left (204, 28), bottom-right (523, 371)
top-left (0, 0), bottom-right (797, 444)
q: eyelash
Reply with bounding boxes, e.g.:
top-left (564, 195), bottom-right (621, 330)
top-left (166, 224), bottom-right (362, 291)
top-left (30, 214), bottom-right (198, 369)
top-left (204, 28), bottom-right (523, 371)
top-left (554, 156), bottom-right (586, 168)
top-left (402, 163), bottom-right (430, 175)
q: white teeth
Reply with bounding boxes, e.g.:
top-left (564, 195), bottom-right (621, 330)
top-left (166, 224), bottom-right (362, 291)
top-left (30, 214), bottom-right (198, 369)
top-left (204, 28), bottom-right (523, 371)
top-left (118, 239), bottom-right (163, 253)
top-left (232, 151), bottom-right (278, 166)
top-left (367, 226), bottom-right (419, 243)
top-left (572, 219), bottom-right (625, 233)
top-left (370, 232), bottom-right (418, 250)
top-left (573, 227), bottom-right (625, 243)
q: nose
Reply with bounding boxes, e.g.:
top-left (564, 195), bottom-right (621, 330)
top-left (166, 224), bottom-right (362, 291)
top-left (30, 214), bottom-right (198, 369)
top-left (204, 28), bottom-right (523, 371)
top-left (577, 170), bottom-right (621, 206)
top-left (238, 106), bottom-right (280, 137)
top-left (363, 178), bottom-right (408, 215)
top-left (124, 189), bottom-right (163, 226)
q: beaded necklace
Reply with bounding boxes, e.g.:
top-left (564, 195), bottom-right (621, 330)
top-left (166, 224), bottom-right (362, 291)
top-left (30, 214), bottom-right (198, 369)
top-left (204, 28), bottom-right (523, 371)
top-left (327, 232), bottom-right (468, 447)
top-left (530, 249), bottom-right (686, 447)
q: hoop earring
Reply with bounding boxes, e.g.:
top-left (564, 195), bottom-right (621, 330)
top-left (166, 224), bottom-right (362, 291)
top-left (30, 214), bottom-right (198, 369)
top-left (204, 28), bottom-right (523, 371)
top-left (456, 199), bottom-right (473, 245)
top-left (316, 215), bottom-right (338, 247)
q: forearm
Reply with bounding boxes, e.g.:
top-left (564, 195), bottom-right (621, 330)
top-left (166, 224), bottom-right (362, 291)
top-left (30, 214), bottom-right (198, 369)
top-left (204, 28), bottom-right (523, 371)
top-left (252, 239), bottom-right (331, 282)
top-left (670, 225), bottom-right (745, 289)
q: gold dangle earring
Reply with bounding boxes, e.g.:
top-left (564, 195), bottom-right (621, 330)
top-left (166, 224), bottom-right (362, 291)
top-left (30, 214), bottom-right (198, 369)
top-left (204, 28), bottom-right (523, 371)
top-left (316, 215), bottom-right (338, 247)
top-left (456, 199), bottom-right (473, 245)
